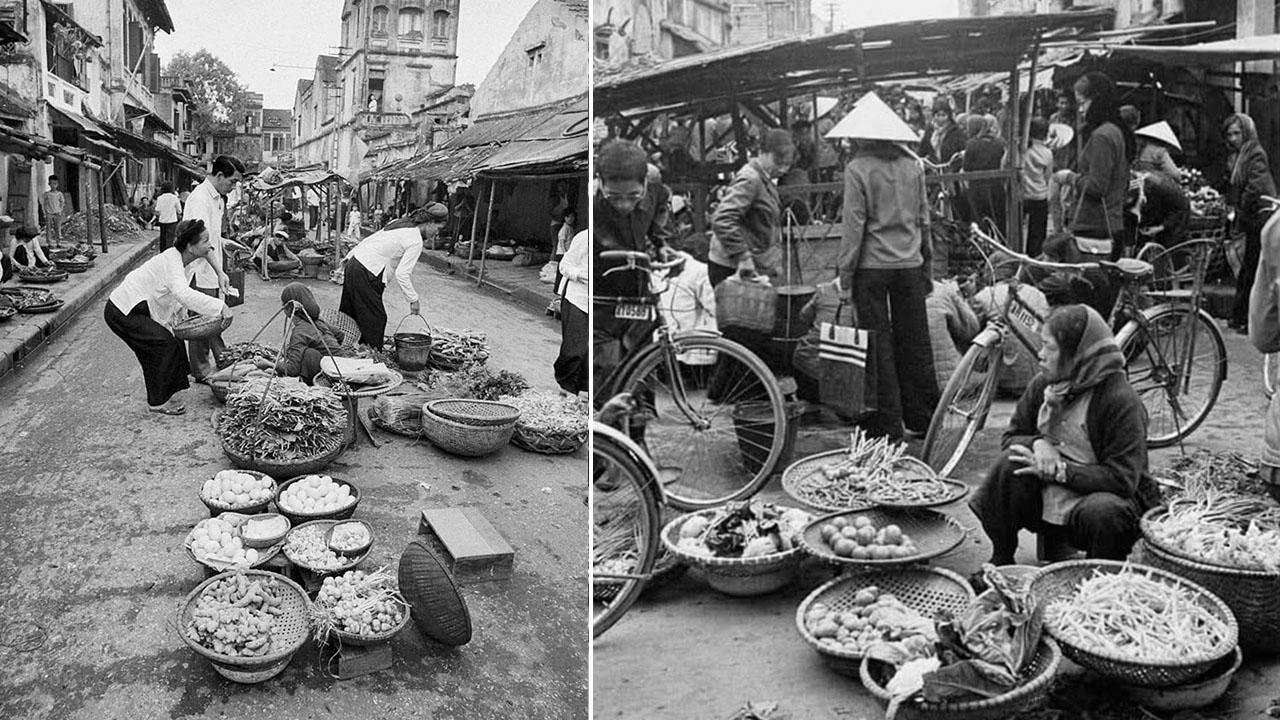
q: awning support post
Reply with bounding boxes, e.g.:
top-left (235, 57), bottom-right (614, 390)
top-left (1006, 61), bottom-right (1022, 253)
top-left (477, 178), bottom-right (496, 286)
top-left (97, 164), bottom-right (108, 254)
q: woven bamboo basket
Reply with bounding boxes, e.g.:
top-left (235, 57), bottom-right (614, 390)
top-left (319, 309), bottom-right (361, 354)
top-left (173, 314), bottom-right (233, 340)
top-left (177, 570), bottom-right (312, 684)
top-left (54, 259), bottom-right (90, 273)
top-left (662, 510), bottom-right (810, 597)
top-left (425, 399), bottom-right (520, 427)
top-left (274, 475), bottom-right (361, 525)
top-left (222, 439), bottom-right (346, 478)
top-left (238, 513), bottom-right (291, 549)
top-left (860, 639), bottom-right (1062, 720)
top-left (368, 392), bottom-right (433, 437)
top-left (324, 596), bottom-right (412, 647)
top-left (198, 470), bottom-right (277, 516)
top-left (796, 567), bottom-right (975, 677)
top-left (283, 520), bottom-right (370, 575)
top-left (210, 379), bottom-right (246, 404)
top-left (1031, 559), bottom-right (1238, 687)
top-left (420, 404), bottom-right (514, 457)
top-left (1138, 525), bottom-right (1280, 655)
top-left (183, 513), bottom-right (284, 572)
top-left (511, 423), bottom-right (587, 454)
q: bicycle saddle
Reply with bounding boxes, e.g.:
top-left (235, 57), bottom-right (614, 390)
top-left (1103, 257), bottom-right (1154, 280)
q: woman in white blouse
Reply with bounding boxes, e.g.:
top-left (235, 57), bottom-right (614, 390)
top-left (104, 218), bottom-right (230, 415)
top-left (338, 202), bottom-right (447, 349)
top-left (554, 229), bottom-right (588, 395)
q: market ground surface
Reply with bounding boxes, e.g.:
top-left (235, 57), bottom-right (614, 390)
top-left (594, 331), bottom-right (1280, 720)
top-left (0, 241), bottom-right (588, 720)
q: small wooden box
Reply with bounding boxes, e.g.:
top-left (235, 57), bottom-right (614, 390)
top-left (418, 508), bottom-right (515, 584)
top-left (321, 640), bottom-right (393, 680)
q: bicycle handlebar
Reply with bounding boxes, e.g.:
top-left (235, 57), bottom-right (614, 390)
top-left (968, 224), bottom-right (1103, 273)
top-left (599, 249), bottom-right (685, 275)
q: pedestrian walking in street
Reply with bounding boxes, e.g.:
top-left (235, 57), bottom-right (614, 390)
top-left (969, 304), bottom-right (1161, 564)
top-left (39, 175), bottom-right (66, 248)
top-left (708, 129), bottom-right (793, 286)
top-left (155, 182), bottom-right (181, 251)
top-left (182, 155), bottom-right (246, 383)
top-left (1225, 112), bottom-right (1277, 333)
top-left (338, 202), bottom-right (447, 349)
top-left (1022, 118), bottom-right (1054, 258)
top-left (555, 229), bottom-right (589, 395)
top-left (962, 114), bottom-right (1006, 234)
top-left (276, 282), bottom-right (343, 383)
top-left (1048, 91), bottom-right (1078, 173)
top-left (104, 218), bottom-right (231, 416)
top-left (830, 91), bottom-right (940, 441)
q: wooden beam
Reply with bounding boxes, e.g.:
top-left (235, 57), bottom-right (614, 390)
top-left (1006, 61), bottom-right (1021, 252)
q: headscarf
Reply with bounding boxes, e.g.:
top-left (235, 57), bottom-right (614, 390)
top-left (280, 282), bottom-right (337, 339)
top-left (1040, 304), bottom-right (1124, 430)
top-left (1225, 113), bottom-right (1263, 188)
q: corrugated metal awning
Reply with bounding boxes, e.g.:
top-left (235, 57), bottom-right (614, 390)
top-left (1109, 34), bottom-right (1280, 65)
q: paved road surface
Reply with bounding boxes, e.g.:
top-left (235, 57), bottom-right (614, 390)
top-left (0, 261), bottom-right (587, 720)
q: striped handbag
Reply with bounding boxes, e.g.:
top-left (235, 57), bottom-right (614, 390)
top-left (816, 301), bottom-right (877, 418)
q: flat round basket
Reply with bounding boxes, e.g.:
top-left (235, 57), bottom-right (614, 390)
top-left (222, 439), bottom-right (345, 478)
top-left (1031, 559), bottom-right (1238, 687)
top-left (283, 520), bottom-right (370, 574)
top-left (177, 569), bottom-right (312, 683)
top-left (183, 514), bottom-right (284, 573)
top-left (420, 404), bottom-right (514, 457)
top-left (860, 638), bottom-right (1062, 720)
top-left (16, 269), bottom-right (67, 283)
top-left (863, 457), bottom-right (970, 509)
top-left (1139, 531), bottom-right (1280, 655)
top-left (799, 508), bottom-right (967, 567)
top-left (327, 597), bottom-right (412, 647)
top-left (511, 423), bottom-right (586, 454)
top-left (274, 475), bottom-right (361, 525)
top-left (795, 567), bottom-right (975, 677)
top-left (314, 370), bottom-right (404, 398)
top-left (19, 300), bottom-right (63, 314)
top-left (54, 259), bottom-right (90, 273)
top-left (173, 314), bottom-right (233, 340)
top-left (661, 509), bottom-right (810, 597)
top-left (781, 450), bottom-right (878, 512)
top-left (199, 470), bottom-right (277, 516)
top-left (425, 399), bottom-right (521, 427)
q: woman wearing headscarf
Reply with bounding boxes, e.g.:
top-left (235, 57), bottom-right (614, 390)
top-left (962, 114), bottom-right (1006, 232)
top-left (104, 219), bottom-right (230, 416)
top-left (1225, 112), bottom-right (1277, 332)
top-left (276, 283), bottom-right (343, 382)
top-left (970, 305), bottom-right (1161, 564)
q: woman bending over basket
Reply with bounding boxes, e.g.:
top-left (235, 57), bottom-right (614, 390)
top-left (969, 304), bottom-right (1161, 565)
top-left (276, 282), bottom-right (344, 383)
top-left (104, 219), bottom-right (231, 416)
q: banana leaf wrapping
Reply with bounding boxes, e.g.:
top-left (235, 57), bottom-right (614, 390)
top-left (218, 377), bottom-right (347, 461)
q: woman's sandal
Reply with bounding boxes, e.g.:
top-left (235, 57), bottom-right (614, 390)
top-left (148, 403), bottom-right (186, 416)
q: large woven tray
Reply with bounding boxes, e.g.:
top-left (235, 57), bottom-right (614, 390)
top-left (1031, 559), bottom-right (1238, 687)
top-left (799, 508), bottom-right (967, 567)
top-left (426, 399), bottom-right (520, 427)
top-left (221, 439), bottom-right (345, 478)
top-left (511, 424), bottom-right (586, 454)
top-left (18, 300), bottom-right (63, 314)
top-left (796, 567), bottom-right (975, 676)
top-left (661, 508), bottom-right (810, 597)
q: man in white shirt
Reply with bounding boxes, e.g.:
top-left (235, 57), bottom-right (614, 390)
top-left (338, 202), bottom-right (447, 349)
top-left (154, 182), bottom-right (181, 251)
top-left (182, 155), bottom-right (245, 381)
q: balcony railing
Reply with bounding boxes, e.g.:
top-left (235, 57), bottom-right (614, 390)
top-left (355, 110), bottom-right (413, 128)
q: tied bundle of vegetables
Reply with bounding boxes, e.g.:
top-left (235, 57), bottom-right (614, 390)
top-left (501, 391), bottom-right (588, 435)
top-left (674, 502), bottom-right (811, 559)
top-left (219, 377), bottom-right (347, 461)
top-left (1045, 568), bottom-right (1231, 663)
top-left (794, 429), bottom-right (910, 508)
top-left (216, 343), bottom-right (277, 370)
top-left (1147, 488), bottom-right (1280, 571)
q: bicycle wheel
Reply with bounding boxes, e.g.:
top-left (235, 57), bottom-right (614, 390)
top-left (1267, 352), bottom-right (1280, 400)
top-left (1118, 306), bottom-right (1226, 448)
top-left (922, 341), bottom-right (1001, 478)
top-left (614, 334), bottom-right (786, 511)
top-left (592, 425), bottom-right (661, 639)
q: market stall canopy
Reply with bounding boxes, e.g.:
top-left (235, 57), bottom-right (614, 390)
top-left (250, 168), bottom-right (346, 191)
top-left (0, 123), bottom-right (101, 170)
top-left (595, 10), bottom-right (1113, 120)
top-left (479, 96), bottom-right (588, 177)
top-left (1109, 34), bottom-right (1280, 65)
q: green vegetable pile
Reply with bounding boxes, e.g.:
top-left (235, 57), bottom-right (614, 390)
top-left (216, 343), bottom-right (278, 369)
top-left (219, 377), bottom-right (347, 461)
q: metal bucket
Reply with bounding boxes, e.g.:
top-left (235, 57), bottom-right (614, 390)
top-left (299, 255), bottom-right (324, 279)
top-left (771, 285), bottom-right (815, 375)
top-left (392, 314), bottom-right (433, 372)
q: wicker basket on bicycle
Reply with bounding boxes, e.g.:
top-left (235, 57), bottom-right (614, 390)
top-left (661, 504), bottom-right (813, 597)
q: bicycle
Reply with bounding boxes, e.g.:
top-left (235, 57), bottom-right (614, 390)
top-left (595, 249), bottom-right (788, 509)
top-left (922, 224), bottom-right (1227, 477)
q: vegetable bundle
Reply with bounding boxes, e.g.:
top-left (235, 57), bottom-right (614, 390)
top-left (501, 391), bottom-right (588, 435)
top-left (219, 377), bottom-right (347, 461)
top-left (793, 430), bottom-right (934, 508)
top-left (216, 343), bottom-right (277, 369)
top-left (430, 328), bottom-right (490, 370)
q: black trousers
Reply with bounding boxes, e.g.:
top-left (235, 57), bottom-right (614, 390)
top-left (338, 259), bottom-right (388, 350)
top-left (555, 299), bottom-right (588, 394)
top-left (852, 267), bottom-right (939, 439)
top-left (1233, 220), bottom-right (1264, 327)
top-left (1023, 199), bottom-right (1048, 258)
top-left (104, 300), bottom-right (191, 406)
top-left (158, 222), bottom-right (177, 252)
top-left (970, 455), bottom-right (1142, 562)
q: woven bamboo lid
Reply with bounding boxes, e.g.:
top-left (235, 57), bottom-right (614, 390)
top-left (398, 538), bottom-right (472, 647)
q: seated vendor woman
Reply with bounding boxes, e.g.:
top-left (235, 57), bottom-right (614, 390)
top-left (11, 226), bottom-right (51, 269)
top-left (969, 304), bottom-right (1162, 564)
top-left (275, 283), bottom-right (343, 383)
top-left (254, 229), bottom-right (302, 280)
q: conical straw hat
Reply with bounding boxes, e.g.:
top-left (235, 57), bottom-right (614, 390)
top-left (1135, 121), bottom-right (1181, 151)
top-left (824, 92), bottom-right (918, 142)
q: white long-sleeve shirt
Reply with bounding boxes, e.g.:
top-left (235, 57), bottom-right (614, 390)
top-left (347, 226), bottom-right (423, 302)
top-left (558, 230), bottom-right (588, 311)
top-left (109, 247), bottom-right (225, 327)
top-left (182, 178), bottom-right (226, 288)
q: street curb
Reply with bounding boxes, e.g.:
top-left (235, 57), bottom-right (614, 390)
top-left (0, 237), bottom-right (155, 382)
top-left (418, 251), bottom-right (555, 315)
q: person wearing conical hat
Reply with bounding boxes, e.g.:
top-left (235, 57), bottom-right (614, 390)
top-left (1133, 121), bottom-right (1182, 182)
top-left (829, 92), bottom-right (940, 441)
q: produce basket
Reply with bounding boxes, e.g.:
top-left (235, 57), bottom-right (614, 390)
top-left (1030, 559), bottom-right (1238, 687)
top-left (274, 475), bottom-right (361, 525)
top-left (184, 514), bottom-right (284, 572)
top-left (326, 520), bottom-right (374, 557)
top-left (239, 513), bottom-right (291, 549)
top-left (860, 638), bottom-right (1062, 720)
top-left (177, 569), bottom-right (312, 683)
top-left (1139, 529), bottom-right (1280, 655)
top-left (425, 399), bottom-right (520, 427)
top-left (428, 329), bottom-right (489, 372)
top-left (661, 509), bottom-right (808, 597)
top-left (799, 508), bottom-right (967, 567)
top-left (210, 378), bottom-right (246, 404)
top-left (283, 520), bottom-right (370, 575)
top-left (420, 403), bottom-right (514, 457)
top-left (795, 567), bottom-right (975, 676)
top-left (18, 300), bottom-right (63, 314)
top-left (173, 314), bottom-right (233, 340)
top-left (1120, 645), bottom-right (1242, 711)
top-left (16, 268), bottom-right (67, 283)
top-left (199, 470), bottom-right (277, 516)
top-left (0, 307), bottom-right (15, 322)
top-left (512, 424), bottom-right (587, 454)
top-left (53, 259), bottom-right (90, 273)
top-left (784, 450), bottom-right (969, 512)
top-left (314, 571), bottom-right (413, 647)
top-left (222, 439), bottom-right (346, 478)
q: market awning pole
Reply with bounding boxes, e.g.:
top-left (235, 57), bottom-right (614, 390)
top-left (1006, 61), bottom-right (1022, 253)
top-left (1021, 39), bottom-right (1041, 153)
top-left (477, 179), bottom-right (496, 287)
top-left (97, 165), bottom-right (108, 254)
top-left (467, 181), bottom-right (483, 247)
top-left (467, 179), bottom-right (494, 271)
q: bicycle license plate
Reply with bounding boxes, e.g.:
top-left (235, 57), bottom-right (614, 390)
top-left (1010, 300), bottom-right (1042, 336)
top-left (614, 303), bottom-right (654, 321)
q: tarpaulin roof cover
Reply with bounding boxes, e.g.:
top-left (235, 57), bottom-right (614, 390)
top-left (1109, 34), bottom-right (1280, 64)
top-left (595, 10), bottom-right (1113, 119)
top-left (250, 168), bottom-right (346, 191)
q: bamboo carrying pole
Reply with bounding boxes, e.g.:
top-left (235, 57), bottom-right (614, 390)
top-left (477, 179), bottom-right (497, 286)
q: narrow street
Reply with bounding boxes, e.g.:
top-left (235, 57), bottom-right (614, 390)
top-left (0, 259), bottom-right (587, 720)
top-left (593, 327), bottom-right (1280, 720)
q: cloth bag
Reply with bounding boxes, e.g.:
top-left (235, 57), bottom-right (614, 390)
top-left (816, 300), bottom-right (877, 418)
top-left (714, 276), bottom-right (775, 333)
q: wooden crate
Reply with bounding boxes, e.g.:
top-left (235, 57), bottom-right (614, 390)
top-left (417, 508), bottom-right (515, 584)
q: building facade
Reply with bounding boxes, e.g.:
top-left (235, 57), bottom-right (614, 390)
top-left (593, 0), bottom-right (731, 64)
top-left (261, 108), bottom-right (294, 168)
top-left (727, 0), bottom-right (812, 45)
top-left (470, 0), bottom-right (588, 117)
